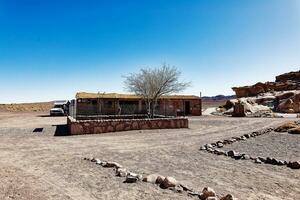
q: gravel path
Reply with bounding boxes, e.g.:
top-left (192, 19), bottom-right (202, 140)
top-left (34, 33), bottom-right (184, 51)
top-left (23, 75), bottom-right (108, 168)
top-left (222, 132), bottom-right (300, 161)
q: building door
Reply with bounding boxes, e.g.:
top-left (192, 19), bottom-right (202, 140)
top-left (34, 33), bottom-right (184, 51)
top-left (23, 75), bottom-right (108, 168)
top-left (185, 101), bottom-right (191, 115)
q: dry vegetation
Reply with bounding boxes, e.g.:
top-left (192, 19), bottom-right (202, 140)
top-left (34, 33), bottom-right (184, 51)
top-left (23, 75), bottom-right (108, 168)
top-left (0, 102), bottom-right (53, 112)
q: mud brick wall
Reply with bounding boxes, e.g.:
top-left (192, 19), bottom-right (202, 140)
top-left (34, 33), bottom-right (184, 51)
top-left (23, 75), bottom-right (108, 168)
top-left (67, 116), bottom-right (188, 135)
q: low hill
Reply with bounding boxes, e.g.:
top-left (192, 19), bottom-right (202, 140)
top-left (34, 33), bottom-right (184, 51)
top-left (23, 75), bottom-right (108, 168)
top-left (202, 95), bottom-right (236, 109)
top-left (0, 102), bottom-right (53, 112)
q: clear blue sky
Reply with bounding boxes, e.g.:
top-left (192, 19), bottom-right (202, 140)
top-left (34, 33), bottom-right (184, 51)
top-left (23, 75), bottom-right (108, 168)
top-left (0, 0), bottom-right (299, 103)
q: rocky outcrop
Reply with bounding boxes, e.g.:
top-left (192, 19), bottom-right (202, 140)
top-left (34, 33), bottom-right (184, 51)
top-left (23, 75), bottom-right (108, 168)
top-left (276, 70), bottom-right (300, 82)
top-left (232, 70), bottom-right (300, 98)
top-left (229, 70), bottom-right (300, 114)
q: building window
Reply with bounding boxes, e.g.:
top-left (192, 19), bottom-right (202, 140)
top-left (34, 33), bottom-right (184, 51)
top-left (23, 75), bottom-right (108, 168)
top-left (92, 100), bottom-right (97, 105)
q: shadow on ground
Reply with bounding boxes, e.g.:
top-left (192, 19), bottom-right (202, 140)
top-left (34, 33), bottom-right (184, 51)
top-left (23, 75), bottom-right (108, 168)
top-left (53, 124), bottom-right (70, 136)
top-left (38, 114), bottom-right (66, 118)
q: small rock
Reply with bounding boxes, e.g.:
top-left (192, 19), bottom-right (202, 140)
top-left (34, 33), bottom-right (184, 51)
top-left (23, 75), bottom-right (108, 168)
top-left (227, 150), bottom-right (235, 157)
top-left (240, 136), bottom-right (246, 140)
top-left (124, 173), bottom-right (142, 183)
top-left (156, 175), bottom-right (165, 184)
top-left (103, 162), bottom-right (122, 169)
top-left (207, 148), bottom-right (214, 153)
top-left (288, 127), bottom-right (300, 134)
top-left (116, 168), bottom-right (128, 177)
top-left (255, 158), bottom-right (262, 164)
top-left (217, 142), bottom-right (224, 148)
top-left (258, 157), bottom-right (266, 162)
top-left (227, 150), bottom-right (242, 159)
top-left (242, 154), bottom-right (250, 160)
top-left (143, 174), bottom-right (164, 184)
top-left (244, 134), bottom-right (250, 138)
top-left (211, 143), bottom-right (217, 147)
top-left (124, 174), bottom-right (139, 183)
top-left (277, 160), bottom-right (286, 166)
top-left (220, 194), bottom-right (235, 200)
top-left (160, 176), bottom-right (178, 189)
top-left (205, 144), bottom-right (213, 148)
top-left (199, 187), bottom-right (216, 200)
top-left (233, 153), bottom-right (243, 160)
top-left (95, 159), bottom-right (102, 165)
top-left (91, 158), bottom-right (96, 162)
top-left (250, 156), bottom-right (257, 160)
top-left (287, 161), bottom-right (300, 169)
top-left (265, 157), bottom-right (272, 164)
top-left (200, 145), bottom-right (207, 150)
top-left (214, 149), bottom-right (226, 156)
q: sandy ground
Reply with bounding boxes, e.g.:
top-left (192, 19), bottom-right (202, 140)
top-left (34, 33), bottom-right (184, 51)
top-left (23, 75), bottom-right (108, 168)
top-left (0, 112), bottom-right (299, 200)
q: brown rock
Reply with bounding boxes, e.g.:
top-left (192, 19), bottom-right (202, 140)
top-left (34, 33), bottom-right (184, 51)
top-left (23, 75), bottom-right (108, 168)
top-left (160, 177), bottom-right (178, 189)
top-left (287, 161), bottom-right (300, 169)
top-left (232, 103), bottom-right (246, 117)
top-left (156, 175), bottom-right (165, 184)
top-left (199, 187), bottom-right (216, 200)
top-left (274, 121), bottom-right (297, 132)
top-left (220, 194), bottom-right (235, 200)
top-left (288, 127), bottom-right (300, 134)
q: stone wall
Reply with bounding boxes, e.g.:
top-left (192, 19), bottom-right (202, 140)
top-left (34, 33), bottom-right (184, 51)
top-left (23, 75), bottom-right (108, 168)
top-left (67, 116), bottom-right (189, 135)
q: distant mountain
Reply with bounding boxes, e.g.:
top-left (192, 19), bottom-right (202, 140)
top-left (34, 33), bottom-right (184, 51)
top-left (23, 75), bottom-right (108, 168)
top-left (202, 95), bottom-right (236, 101)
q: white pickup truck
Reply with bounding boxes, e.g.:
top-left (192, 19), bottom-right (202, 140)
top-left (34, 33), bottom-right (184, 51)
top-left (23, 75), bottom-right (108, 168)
top-left (50, 101), bottom-right (69, 116)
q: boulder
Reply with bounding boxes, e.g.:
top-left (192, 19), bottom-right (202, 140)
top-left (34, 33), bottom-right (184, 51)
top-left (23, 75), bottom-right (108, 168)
top-left (199, 187), bottom-right (216, 200)
top-left (288, 127), bottom-right (300, 134)
top-left (278, 98), bottom-right (294, 113)
top-left (160, 177), bottom-right (178, 189)
top-left (232, 103), bottom-right (246, 117)
top-left (274, 122), bottom-right (297, 132)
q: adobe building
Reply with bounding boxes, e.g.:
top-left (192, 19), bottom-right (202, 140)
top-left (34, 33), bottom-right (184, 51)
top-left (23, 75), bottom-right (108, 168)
top-left (74, 92), bottom-right (202, 117)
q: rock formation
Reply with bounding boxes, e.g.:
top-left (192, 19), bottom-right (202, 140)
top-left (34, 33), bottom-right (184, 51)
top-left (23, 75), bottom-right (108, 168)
top-left (228, 70), bottom-right (300, 114)
top-left (232, 70), bottom-right (300, 98)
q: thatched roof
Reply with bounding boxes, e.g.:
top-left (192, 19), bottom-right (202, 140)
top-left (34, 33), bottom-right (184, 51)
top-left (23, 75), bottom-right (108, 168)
top-left (76, 92), bottom-right (200, 100)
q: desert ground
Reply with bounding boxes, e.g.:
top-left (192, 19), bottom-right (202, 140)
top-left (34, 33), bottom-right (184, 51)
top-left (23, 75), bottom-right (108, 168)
top-left (0, 111), bottom-right (299, 200)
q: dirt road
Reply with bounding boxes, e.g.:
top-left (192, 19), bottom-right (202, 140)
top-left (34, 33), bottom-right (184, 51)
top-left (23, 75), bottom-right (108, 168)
top-left (0, 112), bottom-right (299, 200)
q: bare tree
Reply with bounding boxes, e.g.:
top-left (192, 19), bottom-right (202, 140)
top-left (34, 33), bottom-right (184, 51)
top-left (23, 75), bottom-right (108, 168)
top-left (124, 64), bottom-right (191, 117)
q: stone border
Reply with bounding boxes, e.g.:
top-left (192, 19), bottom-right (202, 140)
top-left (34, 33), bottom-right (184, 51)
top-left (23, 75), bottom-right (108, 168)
top-left (68, 116), bottom-right (188, 135)
top-left (83, 157), bottom-right (236, 200)
top-left (199, 127), bottom-right (300, 170)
